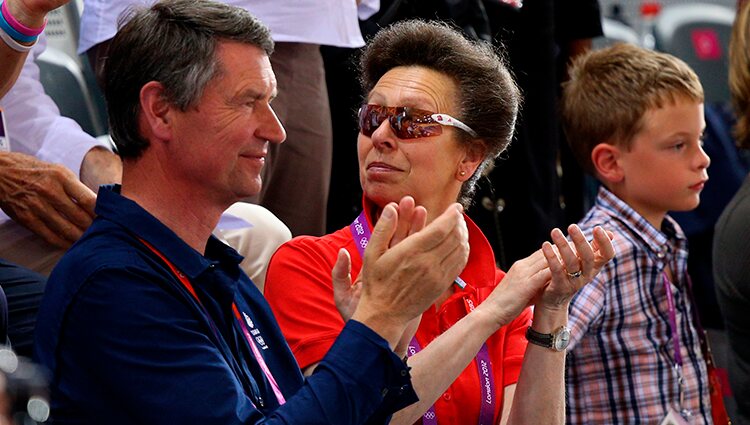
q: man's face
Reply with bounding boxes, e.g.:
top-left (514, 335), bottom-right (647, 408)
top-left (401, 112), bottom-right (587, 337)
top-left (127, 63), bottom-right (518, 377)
top-left (166, 41), bottom-right (285, 206)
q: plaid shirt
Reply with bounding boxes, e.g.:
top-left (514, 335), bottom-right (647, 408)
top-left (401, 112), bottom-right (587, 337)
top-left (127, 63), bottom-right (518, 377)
top-left (566, 187), bottom-right (711, 424)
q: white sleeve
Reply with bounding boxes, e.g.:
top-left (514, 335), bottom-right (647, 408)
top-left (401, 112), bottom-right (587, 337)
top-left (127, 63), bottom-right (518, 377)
top-left (358, 0), bottom-right (380, 20)
top-left (0, 36), bottom-right (109, 176)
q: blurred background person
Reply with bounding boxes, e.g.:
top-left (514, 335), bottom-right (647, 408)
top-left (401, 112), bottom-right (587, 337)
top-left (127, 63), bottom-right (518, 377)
top-left (713, 0), bottom-right (750, 422)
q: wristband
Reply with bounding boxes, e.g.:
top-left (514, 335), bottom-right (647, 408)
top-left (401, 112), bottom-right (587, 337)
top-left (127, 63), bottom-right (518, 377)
top-left (0, 22), bottom-right (33, 51)
top-left (0, 1), bottom-right (45, 42)
top-left (1, 1), bottom-right (46, 36)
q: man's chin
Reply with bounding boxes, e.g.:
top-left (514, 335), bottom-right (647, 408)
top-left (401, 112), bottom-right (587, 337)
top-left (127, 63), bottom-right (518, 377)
top-left (234, 180), bottom-right (263, 202)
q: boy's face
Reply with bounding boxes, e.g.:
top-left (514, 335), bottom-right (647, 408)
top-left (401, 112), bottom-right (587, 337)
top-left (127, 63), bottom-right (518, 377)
top-left (616, 99), bottom-right (709, 228)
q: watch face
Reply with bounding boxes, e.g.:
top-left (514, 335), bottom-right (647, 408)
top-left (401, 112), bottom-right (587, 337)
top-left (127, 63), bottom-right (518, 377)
top-left (553, 327), bottom-right (571, 351)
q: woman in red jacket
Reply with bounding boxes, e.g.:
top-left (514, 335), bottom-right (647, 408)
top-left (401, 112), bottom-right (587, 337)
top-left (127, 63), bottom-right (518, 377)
top-left (265, 20), bottom-right (614, 425)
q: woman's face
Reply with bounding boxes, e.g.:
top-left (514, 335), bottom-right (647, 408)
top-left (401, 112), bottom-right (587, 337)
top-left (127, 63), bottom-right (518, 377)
top-left (358, 66), bottom-right (479, 217)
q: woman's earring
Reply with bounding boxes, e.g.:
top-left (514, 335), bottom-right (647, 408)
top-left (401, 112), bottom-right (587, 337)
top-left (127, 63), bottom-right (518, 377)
top-left (459, 170), bottom-right (467, 177)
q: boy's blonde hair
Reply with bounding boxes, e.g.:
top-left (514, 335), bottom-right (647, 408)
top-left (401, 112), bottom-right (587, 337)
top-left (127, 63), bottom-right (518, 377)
top-left (562, 43), bottom-right (704, 175)
top-left (730, 0), bottom-right (750, 149)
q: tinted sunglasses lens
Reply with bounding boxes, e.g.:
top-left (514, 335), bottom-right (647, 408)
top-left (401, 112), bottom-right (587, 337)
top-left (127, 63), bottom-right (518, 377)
top-left (358, 105), bottom-right (383, 137)
top-left (358, 105), bottom-right (444, 139)
top-left (397, 108), bottom-right (442, 138)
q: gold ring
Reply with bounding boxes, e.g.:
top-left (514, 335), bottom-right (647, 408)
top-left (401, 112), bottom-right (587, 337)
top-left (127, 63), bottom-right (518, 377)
top-left (567, 270), bottom-right (583, 278)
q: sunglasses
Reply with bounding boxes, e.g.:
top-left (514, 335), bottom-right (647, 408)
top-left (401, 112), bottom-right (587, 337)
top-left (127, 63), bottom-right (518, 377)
top-left (358, 104), bottom-right (478, 139)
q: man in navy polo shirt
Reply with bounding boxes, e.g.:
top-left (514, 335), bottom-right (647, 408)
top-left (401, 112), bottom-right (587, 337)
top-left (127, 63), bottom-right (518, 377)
top-left (33, 1), bottom-right (471, 423)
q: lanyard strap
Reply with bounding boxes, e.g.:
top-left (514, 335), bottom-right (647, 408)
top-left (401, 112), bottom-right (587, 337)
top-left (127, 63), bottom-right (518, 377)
top-left (662, 271), bottom-right (691, 418)
top-left (139, 238), bottom-right (286, 406)
top-left (350, 212), bottom-right (495, 424)
top-left (408, 315), bottom-right (496, 425)
top-left (662, 273), bottom-right (683, 368)
top-left (232, 305), bottom-right (286, 405)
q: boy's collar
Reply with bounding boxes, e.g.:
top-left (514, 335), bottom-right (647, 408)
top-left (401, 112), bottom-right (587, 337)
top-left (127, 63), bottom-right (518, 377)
top-left (595, 186), bottom-right (686, 255)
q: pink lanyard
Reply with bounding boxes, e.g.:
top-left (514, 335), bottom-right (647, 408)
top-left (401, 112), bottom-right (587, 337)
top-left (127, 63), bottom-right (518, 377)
top-left (350, 212), bottom-right (495, 425)
top-left (662, 271), bottom-right (689, 419)
top-left (139, 238), bottom-right (286, 406)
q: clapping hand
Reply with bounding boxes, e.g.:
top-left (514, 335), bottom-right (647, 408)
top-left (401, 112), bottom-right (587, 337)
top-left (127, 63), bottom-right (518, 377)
top-left (332, 196), bottom-right (429, 356)
top-left (332, 196), bottom-right (427, 322)
top-left (335, 196), bottom-right (467, 350)
top-left (478, 224), bottom-right (615, 328)
top-left (538, 224), bottom-right (615, 311)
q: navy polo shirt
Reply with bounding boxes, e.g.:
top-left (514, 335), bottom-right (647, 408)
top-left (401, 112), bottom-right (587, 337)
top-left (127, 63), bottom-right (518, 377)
top-left (34, 185), bottom-right (416, 424)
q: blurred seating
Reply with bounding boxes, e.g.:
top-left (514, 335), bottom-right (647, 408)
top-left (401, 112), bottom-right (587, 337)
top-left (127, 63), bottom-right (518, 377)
top-left (592, 18), bottom-right (640, 49)
top-left (36, 47), bottom-right (104, 137)
top-left (653, 3), bottom-right (735, 104)
top-left (39, 2), bottom-right (108, 137)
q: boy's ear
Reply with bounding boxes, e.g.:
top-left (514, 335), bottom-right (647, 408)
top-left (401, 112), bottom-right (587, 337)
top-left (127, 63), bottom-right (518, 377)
top-left (591, 142), bottom-right (624, 184)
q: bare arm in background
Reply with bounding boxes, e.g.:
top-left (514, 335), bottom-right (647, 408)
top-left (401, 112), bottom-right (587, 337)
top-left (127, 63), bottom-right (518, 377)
top-left (0, 0), bottom-right (69, 98)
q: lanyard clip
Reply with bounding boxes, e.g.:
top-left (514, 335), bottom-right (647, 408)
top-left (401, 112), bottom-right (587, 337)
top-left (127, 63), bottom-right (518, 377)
top-left (676, 370), bottom-right (693, 421)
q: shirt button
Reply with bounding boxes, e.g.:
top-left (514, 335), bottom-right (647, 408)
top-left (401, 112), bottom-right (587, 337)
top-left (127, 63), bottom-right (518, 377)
top-left (400, 369), bottom-right (408, 377)
top-left (398, 385), bottom-right (409, 395)
top-left (442, 392), bottom-right (451, 401)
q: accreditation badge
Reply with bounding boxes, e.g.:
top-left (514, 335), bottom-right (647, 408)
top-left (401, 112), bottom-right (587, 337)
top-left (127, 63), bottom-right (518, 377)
top-left (659, 408), bottom-right (690, 425)
top-left (0, 109), bottom-right (10, 152)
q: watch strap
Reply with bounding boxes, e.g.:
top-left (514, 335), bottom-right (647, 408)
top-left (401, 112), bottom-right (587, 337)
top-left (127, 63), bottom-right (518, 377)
top-left (525, 325), bottom-right (571, 351)
top-left (525, 326), bottom-right (554, 349)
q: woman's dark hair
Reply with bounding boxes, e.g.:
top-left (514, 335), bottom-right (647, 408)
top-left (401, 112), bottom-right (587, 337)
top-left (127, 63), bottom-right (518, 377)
top-left (360, 19), bottom-right (520, 206)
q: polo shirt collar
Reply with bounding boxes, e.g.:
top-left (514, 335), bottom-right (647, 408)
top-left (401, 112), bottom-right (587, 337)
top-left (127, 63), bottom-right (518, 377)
top-left (95, 185), bottom-right (243, 279)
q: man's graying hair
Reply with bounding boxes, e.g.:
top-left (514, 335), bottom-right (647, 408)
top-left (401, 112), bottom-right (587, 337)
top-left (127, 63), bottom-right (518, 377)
top-left (103, 0), bottom-right (274, 159)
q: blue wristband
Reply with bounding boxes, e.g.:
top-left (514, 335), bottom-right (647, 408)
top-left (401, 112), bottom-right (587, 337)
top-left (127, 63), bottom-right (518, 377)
top-left (0, 3), bottom-right (37, 44)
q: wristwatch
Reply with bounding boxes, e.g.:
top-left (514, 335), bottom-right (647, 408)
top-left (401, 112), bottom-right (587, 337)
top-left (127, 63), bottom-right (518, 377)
top-left (525, 325), bottom-right (571, 351)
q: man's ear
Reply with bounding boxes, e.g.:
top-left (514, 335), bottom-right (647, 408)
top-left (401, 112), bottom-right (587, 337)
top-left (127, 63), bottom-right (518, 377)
top-left (138, 81), bottom-right (173, 142)
top-left (591, 142), bottom-right (624, 184)
top-left (456, 142), bottom-right (487, 182)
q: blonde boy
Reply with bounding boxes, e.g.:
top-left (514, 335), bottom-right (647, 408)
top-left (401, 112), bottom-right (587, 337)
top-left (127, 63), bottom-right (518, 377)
top-left (562, 43), bottom-right (712, 424)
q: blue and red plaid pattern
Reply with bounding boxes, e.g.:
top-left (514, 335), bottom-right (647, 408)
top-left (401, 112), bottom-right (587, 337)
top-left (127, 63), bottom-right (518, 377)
top-left (566, 187), bottom-right (711, 424)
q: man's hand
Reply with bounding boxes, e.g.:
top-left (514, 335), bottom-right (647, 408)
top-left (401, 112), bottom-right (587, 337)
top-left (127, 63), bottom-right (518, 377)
top-left (351, 200), bottom-right (469, 348)
top-left (0, 152), bottom-right (95, 248)
top-left (332, 196), bottom-right (427, 323)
